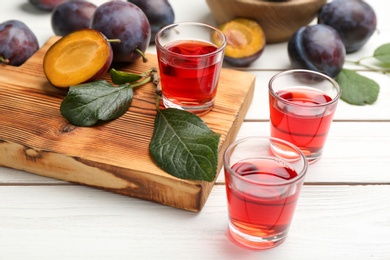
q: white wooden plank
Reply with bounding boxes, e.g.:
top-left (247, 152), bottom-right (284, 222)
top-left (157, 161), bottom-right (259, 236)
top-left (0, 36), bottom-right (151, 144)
top-left (0, 166), bottom-right (66, 184)
top-left (0, 185), bottom-right (389, 260)
top-left (217, 121), bottom-right (390, 183)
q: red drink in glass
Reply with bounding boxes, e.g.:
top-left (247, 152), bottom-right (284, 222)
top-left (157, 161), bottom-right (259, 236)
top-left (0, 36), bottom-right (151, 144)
top-left (268, 70), bottom-right (341, 163)
top-left (223, 136), bottom-right (307, 249)
top-left (155, 22), bottom-right (226, 114)
top-left (225, 158), bottom-right (301, 248)
top-left (269, 87), bottom-right (336, 158)
top-left (158, 40), bottom-right (221, 107)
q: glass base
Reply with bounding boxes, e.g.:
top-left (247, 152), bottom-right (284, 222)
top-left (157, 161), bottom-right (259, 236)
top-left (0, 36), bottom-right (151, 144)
top-left (228, 221), bottom-right (287, 250)
top-left (306, 156), bottom-right (321, 164)
top-left (270, 141), bottom-right (322, 164)
top-left (162, 95), bottom-right (214, 115)
top-left (299, 148), bottom-right (323, 164)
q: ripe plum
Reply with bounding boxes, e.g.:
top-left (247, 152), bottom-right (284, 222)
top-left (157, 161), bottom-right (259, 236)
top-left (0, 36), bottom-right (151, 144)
top-left (29, 0), bottom-right (67, 11)
top-left (90, 1), bottom-right (151, 63)
top-left (52, 1), bottom-right (97, 36)
top-left (318, 0), bottom-right (377, 53)
top-left (128, 0), bottom-right (175, 44)
top-left (0, 20), bottom-right (39, 66)
top-left (288, 24), bottom-right (345, 78)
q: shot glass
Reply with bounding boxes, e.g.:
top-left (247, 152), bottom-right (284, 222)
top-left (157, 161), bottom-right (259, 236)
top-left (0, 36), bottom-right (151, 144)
top-left (223, 136), bottom-right (308, 249)
top-left (155, 22), bottom-right (226, 115)
top-left (268, 69), bottom-right (341, 163)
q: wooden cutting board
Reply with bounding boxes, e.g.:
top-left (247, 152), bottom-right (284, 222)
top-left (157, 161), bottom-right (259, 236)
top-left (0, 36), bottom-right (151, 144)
top-left (0, 36), bottom-right (255, 212)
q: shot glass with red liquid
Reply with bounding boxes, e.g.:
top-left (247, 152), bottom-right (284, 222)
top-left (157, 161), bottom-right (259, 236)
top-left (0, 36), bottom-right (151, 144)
top-left (223, 136), bottom-right (308, 249)
top-left (269, 69), bottom-right (341, 163)
top-left (155, 22), bottom-right (226, 115)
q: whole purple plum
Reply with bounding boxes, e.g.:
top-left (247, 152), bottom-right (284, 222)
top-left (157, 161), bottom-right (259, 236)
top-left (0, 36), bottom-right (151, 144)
top-left (0, 20), bottom-right (39, 66)
top-left (128, 0), bottom-right (175, 44)
top-left (288, 24), bottom-right (345, 78)
top-left (52, 1), bottom-right (97, 36)
top-left (318, 0), bottom-right (377, 53)
top-left (29, 0), bottom-right (67, 11)
top-left (90, 1), bottom-right (151, 63)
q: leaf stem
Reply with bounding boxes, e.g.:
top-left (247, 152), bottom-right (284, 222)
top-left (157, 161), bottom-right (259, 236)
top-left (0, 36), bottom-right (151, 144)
top-left (356, 56), bottom-right (373, 64)
top-left (108, 39), bottom-right (121, 43)
top-left (128, 68), bottom-right (159, 89)
top-left (129, 75), bottom-right (152, 89)
top-left (152, 71), bottom-right (161, 110)
top-left (140, 67), bottom-right (157, 77)
top-left (345, 58), bottom-right (390, 75)
top-left (135, 48), bottom-right (148, 63)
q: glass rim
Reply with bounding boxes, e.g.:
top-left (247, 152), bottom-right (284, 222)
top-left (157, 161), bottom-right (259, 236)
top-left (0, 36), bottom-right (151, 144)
top-left (223, 136), bottom-right (308, 186)
top-left (268, 69), bottom-right (342, 108)
top-left (155, 21), bottom-right (227, 58)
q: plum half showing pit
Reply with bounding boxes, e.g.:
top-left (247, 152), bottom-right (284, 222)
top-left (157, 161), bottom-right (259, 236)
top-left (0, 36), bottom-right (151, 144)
top-left (213, 18), bottom-right (266, 67)
top-left (43, 29), bottom-right (113, 88)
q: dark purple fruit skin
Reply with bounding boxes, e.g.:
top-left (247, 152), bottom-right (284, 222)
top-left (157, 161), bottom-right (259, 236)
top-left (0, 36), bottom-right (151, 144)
top-left (128, 0), bottom-right (175, 44)
top-left (318, 0), bottom-right (377, 53)
top-left (288, 24), bottom-right (346, 78)
top-left (52, 1), bottom-right (97, 36)
top-left (0, 20), bottom-right (39, 66)
top-left (224, 50), bottom-right (263, 67)
top-left (29, 0), bottom-right (67, 11)
top-left (90, 1), bottom-right (151, 63)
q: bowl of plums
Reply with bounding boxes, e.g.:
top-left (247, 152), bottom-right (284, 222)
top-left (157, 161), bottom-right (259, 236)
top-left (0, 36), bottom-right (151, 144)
top-left (206, 0), bottom-right (377, 71)
top-left (206, 0), bottom-right (327, 43)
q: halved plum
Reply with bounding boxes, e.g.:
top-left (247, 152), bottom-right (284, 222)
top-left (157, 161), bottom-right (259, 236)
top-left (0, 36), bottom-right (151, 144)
top-left (214, 18), bottom-right (266, 67)
top-left (43, 29), bottom-right (113, 88)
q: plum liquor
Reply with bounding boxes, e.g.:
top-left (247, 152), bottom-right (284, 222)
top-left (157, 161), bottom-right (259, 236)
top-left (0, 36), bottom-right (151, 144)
top-left (225, 157), bottom-right (301, 248)
top-left (158, 40), bottom-right (222, 109)
top-left (269, 86), bottom-right (336, 158)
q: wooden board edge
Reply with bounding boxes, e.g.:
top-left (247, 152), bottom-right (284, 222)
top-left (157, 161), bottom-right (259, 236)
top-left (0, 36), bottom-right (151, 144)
top-left (0, 140), bottom-right (211, 212)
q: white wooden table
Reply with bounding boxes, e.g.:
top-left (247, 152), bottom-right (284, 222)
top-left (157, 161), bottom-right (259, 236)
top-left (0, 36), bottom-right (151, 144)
top-left (1, 1), bottom-right (390, 259)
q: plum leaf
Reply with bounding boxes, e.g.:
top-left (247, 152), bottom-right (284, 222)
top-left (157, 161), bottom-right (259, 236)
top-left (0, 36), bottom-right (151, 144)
top-left (110, 68), bottom-right (143, 84)
top-left (149, 108), bottom-right (220, 182)
top-left (373, 43), bottom-right (390, 64)
top-left (336, 69), bottom-right (379, 105)
top-left (60, 80), bottom-right (133, 126)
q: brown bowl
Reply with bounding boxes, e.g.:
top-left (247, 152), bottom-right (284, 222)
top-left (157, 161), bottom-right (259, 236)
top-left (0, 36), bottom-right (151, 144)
top-left (205, 0), bottom-right (326, 43)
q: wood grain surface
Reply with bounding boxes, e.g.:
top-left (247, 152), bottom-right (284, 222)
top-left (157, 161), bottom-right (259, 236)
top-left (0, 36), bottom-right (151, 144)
top-left (0, 36), bottom-right (255, 212)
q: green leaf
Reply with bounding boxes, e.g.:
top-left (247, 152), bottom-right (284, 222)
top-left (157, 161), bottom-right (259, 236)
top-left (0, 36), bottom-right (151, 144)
top-left (336, 69), bottom-right (379, 105)
top-left (110, 68), bottom-right (143, 84)
top-left (60, 80), bottom-right (133, 126)
top-left (373, 43), bottom-right (390, 64)
top-left (149, 108), bottom-right (220, 182)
